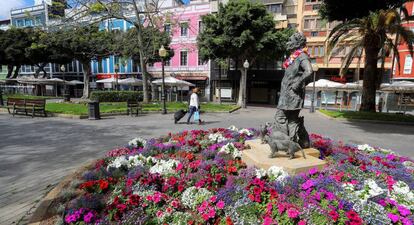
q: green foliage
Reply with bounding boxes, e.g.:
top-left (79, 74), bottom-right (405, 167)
top-left (197, 0), bottom-right (293, 62)
top-left (319, 109), bottom-right (414, 122)
top-left (90, 91), bottom-right (143, 102)
top-left (320, 0), bottom-right (409, 21)
top-left (0, 28), bottom-right (32, 75)
top-left (115, 27), bottom-right (173, 65)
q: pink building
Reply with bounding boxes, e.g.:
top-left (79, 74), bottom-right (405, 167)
top-left (147, 1), bottom-right (211, 98)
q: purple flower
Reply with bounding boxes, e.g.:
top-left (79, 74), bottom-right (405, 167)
top-left (388, 213), bottom-right (400, 223)
top-left (301, 179), bottom-right (315, 190)
top-left (402, 217), bottom-right (413, 225)
top-left (398, 205), bottom-right (411, 217)
top-left (83, 211), bottom-right (94, 223)
top-left (308, 167), bottom-right (318, 175)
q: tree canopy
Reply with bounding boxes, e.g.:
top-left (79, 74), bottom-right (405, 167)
top-left (116, 27), bottom-right (174, 66)
top-left (197, 0), bottom-right (293, 107)
top-left (320, 0), bottom-right (409, 21)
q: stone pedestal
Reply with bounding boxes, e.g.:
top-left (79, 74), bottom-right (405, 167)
top-left (243, 139), bottom-right (326, 175)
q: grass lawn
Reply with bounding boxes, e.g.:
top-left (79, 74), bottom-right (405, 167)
top-left (45, 102), bottom-right (239, 115)
top-left (319, 109), bottom-right (414, 123)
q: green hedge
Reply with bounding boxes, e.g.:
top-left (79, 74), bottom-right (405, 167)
top-left (90, 91), bottom-right (143, 102)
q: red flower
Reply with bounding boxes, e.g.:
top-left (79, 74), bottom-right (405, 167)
top-left (329, 210), bottom-right (339, 221)
top-left (226, 217), bottom-right (234, 225)
top-left (99, 180), bottom-right (109, 191)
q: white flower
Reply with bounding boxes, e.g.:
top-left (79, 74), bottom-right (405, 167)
top-left (128, 137), bottom-right (147, 148)
top-left (228, 125), bottom-right (238, 131)
top-left (342, 183), bottom-right (355, 192)
top-left (181, 186), bottom-right (212, 209)
top-left (355, 179), bottom-right (385, 202)
top-left (208, 133), bottom-right (227, 143)
top-left (238, 128), bottom-right (253, 136)
top-left (402, 161), bottom-right (414, 170)
top-left (357, 144), bottom-right (376, 153)
top-left (393, 181), bottom-right (410, 195)
top-left (149, 159), bottom-right (179, 175)
top-left (219, 142), bottom-right (242, 159)
top-left (255, 168), bottom-right (267, 179)
top-left (127, 155), bottom-right (145, 168)
top-left (267, 166), bottom-right (288, 182)
top-left (389, 181), bottom-right (414, 210)
top-left (107, 155), bottom-right (129, 170)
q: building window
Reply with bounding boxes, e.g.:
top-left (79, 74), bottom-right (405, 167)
top-left (180, 51), bottom-right (188, 66)
top-left (198, 21), bottom-right (203, 33)
top-left (305, 0), bottom-right (321, 3)
top-left (311, 31), bottom-right (319, 36)
top-left (319, 46), bottom-right (325, 56)
top-left (164, 24), bottom-right (171, 34)
top-left (25, 19), bottom-right (33, 27)
top-left (17, 19), bottom-right (24, 27)
top-left (198, 52), bottom-right (205, 65)
top-left (267, 4), bottom-right (282, 13)
top-left (180, 22), bottom-right (188, 37)
top-left (34, 17), bottom-right (42, 25)
top-left (304, 17), bottom-right (324, 30)
top-left (404, 55), bottom-right (413, 74)
top-left (132, 61), bottom-right (138, 73)
top-left (98, 61), bottom-right (103, 73)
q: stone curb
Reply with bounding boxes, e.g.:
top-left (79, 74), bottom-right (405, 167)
top-left (316, 110), bottom-right (414, 126)
top-left (28, 160), bottom-right (97, 225)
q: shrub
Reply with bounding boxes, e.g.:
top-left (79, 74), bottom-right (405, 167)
top-left (90, 91), bottom-right (143, 102)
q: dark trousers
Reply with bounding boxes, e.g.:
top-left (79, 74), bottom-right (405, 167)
top-left (274, 109), bottom-right (301, 140)
top-left (187, 106), bottom-right (198, 123)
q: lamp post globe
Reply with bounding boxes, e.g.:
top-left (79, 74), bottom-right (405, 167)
top-left (159, 45), bottom-right (168, 114)
top-left (241, 60), bottom-right (249, 108)
top-left (310, 63), bottom-right (319, 113)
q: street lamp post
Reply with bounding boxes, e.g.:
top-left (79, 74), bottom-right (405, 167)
top-left (159, 45), bottom-right (168, 114)
top-left (242, 60), bottom-right (249, 108)
top-left (114, 64), bottom-right (119, 91)
top-left (61, 65), bottom-right (69, 102)
top-left (310, 63), bottom-right (319, 113)
top-left (0, 86), bottom-right (3, 106)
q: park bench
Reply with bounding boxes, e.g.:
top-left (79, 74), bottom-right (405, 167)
top-left (127, 100), bottom-right (142, 117)
top-left (6, 98), bottom-right (46, 117)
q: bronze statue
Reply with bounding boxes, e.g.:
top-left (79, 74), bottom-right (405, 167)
top-left (264, 32), bottom-right (312, 159)
top-left (259, 122), bottom-right (270, 144)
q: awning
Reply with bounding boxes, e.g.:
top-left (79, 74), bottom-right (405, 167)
top-left (175, 75), bottom-right (208, 81)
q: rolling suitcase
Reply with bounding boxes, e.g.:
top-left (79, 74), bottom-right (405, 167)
top-left (174, 109), bottom-right (187, 124)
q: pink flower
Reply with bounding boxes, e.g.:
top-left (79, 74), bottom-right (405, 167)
top-left (156, 210), bottom-right (163, 218)
top-left (301, 179), bottom-right (314, 190)
top-left (153, 193), bottom-right (161, 203)
top-left (202, 214), bottom-right (210, 221)
top-left (287, 208), bottom-right (300, 219)
top-left (388, 213), bottom-right (399, 223)
top-left (398, 205), bottom-right (411, 217)
top-left (83, 212), bottom-right (94, 223)
top-left (298, 220), bottom-right (307, 225)
top-left (263, 217), bottom-right (273, 225)
top-left (216, 200), bottom-right (225, 209)
top-left (208, 208), bottom-right (216, 218)
top-left (308, 168), bottom-right (318, 175)
top-left (402, 218), bottom-right (413, 225)
top-left (210, 196), bottom-right (217, 202)
top-left (176, 163), bottom-right (183, 171)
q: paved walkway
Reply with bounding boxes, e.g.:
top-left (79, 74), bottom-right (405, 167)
top-left (1, 107), bottom-right (413, 224)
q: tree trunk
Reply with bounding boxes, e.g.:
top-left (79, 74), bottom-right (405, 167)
top-left (6, 65), bottom-right (13, 78)
top-left (360, 43), bottom-right (380, 112)
top-left (12, 65), bottom-right (21, 78)
top-left (218, 64), bottom-right (221, 104)
top-left (81, 62), bottom-right (91, 99)
top-left (237, 68), bottom-right (247, 108)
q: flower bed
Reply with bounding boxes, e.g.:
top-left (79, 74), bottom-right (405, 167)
top-left (58, 127), bottom-right (414, 225)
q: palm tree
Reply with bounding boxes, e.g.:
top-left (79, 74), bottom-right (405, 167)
top-left (327, 9), bottom-right (414, 112)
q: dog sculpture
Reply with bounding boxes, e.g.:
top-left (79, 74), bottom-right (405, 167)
top-left (259, 122), bottom-right (271, 144)
top-left (264, 132), bottom-right (306, 160)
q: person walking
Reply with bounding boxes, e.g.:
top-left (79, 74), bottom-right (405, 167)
top-left (187, 88), bottom-right (202, 125)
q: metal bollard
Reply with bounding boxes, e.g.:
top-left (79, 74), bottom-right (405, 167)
top-left (88, 101), bottom-right (100, 120)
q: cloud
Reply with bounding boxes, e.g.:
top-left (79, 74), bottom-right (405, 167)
top-left (0, 0), bottom-right (27, 20)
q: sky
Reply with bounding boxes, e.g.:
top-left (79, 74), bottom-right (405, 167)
top-left (0, 0), bottom-right (34, 20)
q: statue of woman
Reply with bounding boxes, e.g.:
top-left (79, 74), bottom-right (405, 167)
top-left (274, 32), bottom-right (312, 148)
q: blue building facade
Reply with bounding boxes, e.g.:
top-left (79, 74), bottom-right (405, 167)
top-left (10, 4), bottom-right (142, 83)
